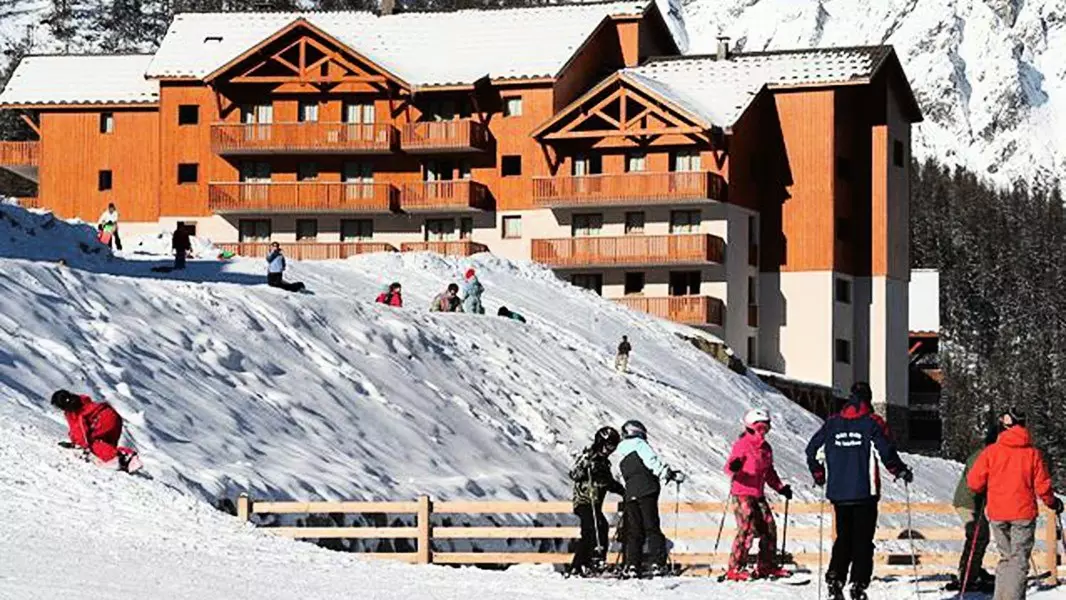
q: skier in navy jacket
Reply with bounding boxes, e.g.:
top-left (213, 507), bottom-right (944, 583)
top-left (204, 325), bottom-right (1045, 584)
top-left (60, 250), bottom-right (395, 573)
top-left (805, 382), bottom-right (912, 600)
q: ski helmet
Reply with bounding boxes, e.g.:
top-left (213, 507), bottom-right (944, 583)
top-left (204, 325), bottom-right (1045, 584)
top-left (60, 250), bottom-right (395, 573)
top-left (50, 389), bottom-right (79, 412)
top-left (621, 420), bottom-right (647, 439)
top-left (850, 381), bottom-right (873, 404)
top-left (593, 426), bottom-right (621, 450)
top-left (743, 408), bottom-right (771, 428)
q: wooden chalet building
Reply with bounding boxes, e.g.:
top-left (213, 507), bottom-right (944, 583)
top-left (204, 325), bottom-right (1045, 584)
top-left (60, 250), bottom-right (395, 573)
top-left (0, 1), bottom-right (922, 426)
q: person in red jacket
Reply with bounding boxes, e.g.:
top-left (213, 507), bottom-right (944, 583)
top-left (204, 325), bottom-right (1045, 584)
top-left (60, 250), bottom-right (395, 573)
top-left (724, 408), bottom-right (793, 581)
top-left (51, 389), bottom-right (141, 472)
top-left (968, 408), bottom-right (1062, 600)
top-left (375, 282), bottom-right (403, 307)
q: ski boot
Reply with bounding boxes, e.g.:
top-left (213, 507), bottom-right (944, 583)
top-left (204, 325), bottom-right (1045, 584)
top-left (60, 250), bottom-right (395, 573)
top-left (849, 583), bottom-right (868, 600)
top-left (753, 566), bottom-right (790, 580)
top-left (826, 577), bottom-right (846, 600)
top-left (647, 564), bottom-right (669, 578)
top-left (724, 568), bottom-right (751, 582)
top-left (620, 565), bottom-right (642, 580)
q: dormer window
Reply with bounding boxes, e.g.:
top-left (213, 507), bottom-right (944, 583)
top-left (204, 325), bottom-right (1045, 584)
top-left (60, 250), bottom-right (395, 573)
top-left (204, 36), bottom-right (223, 44)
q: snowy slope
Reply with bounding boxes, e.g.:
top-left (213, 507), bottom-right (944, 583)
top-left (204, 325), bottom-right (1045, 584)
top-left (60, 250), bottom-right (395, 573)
top-left (0, 203), bottom-right (958, 512)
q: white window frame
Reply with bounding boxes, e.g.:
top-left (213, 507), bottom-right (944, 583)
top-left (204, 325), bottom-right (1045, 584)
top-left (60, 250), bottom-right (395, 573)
top-left (502, 215), bottom-right (522, 239)
top-left (503, 96), bottom-right (523, 117)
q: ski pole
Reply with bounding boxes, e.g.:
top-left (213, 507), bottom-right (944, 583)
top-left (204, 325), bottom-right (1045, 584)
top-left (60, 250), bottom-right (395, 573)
top-left (670, 479), bottom-right (681, 574)
top-left (817, 491), bottom-right (825, 600)
top-left (1059, 513), bottom-right (1066, 583)
top-left (906, 481), bottom-right (920, 598)
top-left (588, 463), bottom-right (604, 558)
top-left (712, 491), bottom-right (732, 557)
top-left (780, 496), bottom-right (790, 565)
top-left (957, 509), bottom-right (983, 599)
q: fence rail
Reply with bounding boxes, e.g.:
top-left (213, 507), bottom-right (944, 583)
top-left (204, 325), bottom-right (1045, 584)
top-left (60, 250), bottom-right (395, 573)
top-left (399, 180), bottom-right (491, 212)
top-left (211, 123), bottom-right (397, 154)
top-left (532, 172), bottom-right (726, 207)
top-left (208, 182), bottom-right (399, 214)
top-left (217, 242), bottom-right (397, 260)
top-left (237, 494), bottom-right (1063, 583)
top-left (400, 240), bottom-right (489, 257)
top-left (400, 119), bottom-right (491, 153)
top-left (0, 141), bottom-right (39, 166)
top-left (531, 234), bottom-right (725, 268)
top-left (615, 296), bottom-right (724, 326)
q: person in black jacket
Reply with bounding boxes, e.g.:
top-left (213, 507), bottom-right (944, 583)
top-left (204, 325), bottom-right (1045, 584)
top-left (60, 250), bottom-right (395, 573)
top-left (568, 426), bottom-right (624, 577)
top-left (171, 221), bottom-right (192, 270)
top-left (615, 336), bottom-right (632, 372)
top-left (805, 382), bottom-right (912, 600)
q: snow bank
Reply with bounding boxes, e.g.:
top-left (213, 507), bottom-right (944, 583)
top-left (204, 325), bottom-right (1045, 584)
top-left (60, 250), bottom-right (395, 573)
top-left (0, 203), bottom-right (958, 512)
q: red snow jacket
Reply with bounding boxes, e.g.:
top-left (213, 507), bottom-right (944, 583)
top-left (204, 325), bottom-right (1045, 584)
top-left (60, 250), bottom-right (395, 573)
top-left (968, 425), bottom-right (1056, 521)
top-left (64, 395), bottom-right (123, 461)
top-left (726, 429), bottom-right (785, 498)
top-left (376, 291), bottom-right (403, 307)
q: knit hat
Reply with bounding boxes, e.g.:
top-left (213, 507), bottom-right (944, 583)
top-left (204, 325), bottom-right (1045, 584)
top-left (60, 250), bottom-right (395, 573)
top-left (465, 268), bottom-right (476, 279)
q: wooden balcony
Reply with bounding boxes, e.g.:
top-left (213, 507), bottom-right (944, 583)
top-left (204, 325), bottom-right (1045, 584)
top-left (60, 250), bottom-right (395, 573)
top-left (217, 242), bottom-right (397, 260)
top-left (400, 240), bottom-right (489, 257)
top-left (400, 119), bottom-right (492, 153)
top-left (208, 182), bottom-right (399, 214)
top-left (531, 234), bottom-right (725, 268)
top-left (532, 171), bottom-right (726, 208)
top-left (0, 141), bottom-right (39, 182)
top-left (211, 123), bottom-right (397, 155)
top-left (399, 180), bottom-right (491, 212)
top-left (616, 295), bottom-right (724, 326)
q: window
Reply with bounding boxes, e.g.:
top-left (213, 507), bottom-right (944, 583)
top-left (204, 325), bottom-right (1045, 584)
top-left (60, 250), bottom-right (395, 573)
top-left (239, 161), bottom-right (271, 182)
top-left (571, 273), bottom-right (603, 295)
top-left (835, 339), bottom-right (852, 364)
top-left (626, 151), bottom-right (646, 173)
top-left (342, 162), bottom-right (373, 183)
top-left (572, 153), bottom-right (602, 176)
top-left (836, 217), bottom-right (851, 242)
top-left (625, 212), bottom-right (645, 235)
top-left (669, 271), bottom-right (700, 295)
top-left (669, 210), bottom-right (700, 234)
top-left (503, 96), bottom-right (523, 117)
top-left (204, 35), bottom-right (223, 43)
top-left (298, 162), bottom-right (319, 181)
top-left (748, 276), bottom-right (756, 302)
top-left (178, 105), bottom-right (199, 125)
top-left (298, 100), bottom-right (319, 123)
top-left (98, 170), bottom-right (112, 191)
top-left (572, 213), bottom-right (603, 237)
top-left (502, 216), bottom-right (522, 239)
top-left (343, 101), bottom-right (375, 124)
top-left (424, 159), bottom-right (455, 181)
top-left (241, 104), bottom-right (273, 124)
top-left (341, 219), bottom-right (373, 241)
top-left (296, 219), bottom-right (318, 241)
top-left (177, 163), bottom-right (199, 184)
top-left (624, 272), bottom-right (645, 295)
top-left (238, 219), bottom-right (271, 242)
top-left (670, 149), bottom-right (701, 172)
top-left (460, 217), bottom-right (473, 240)
top-left (459, 159), bottom-right (472, 180)
top-left (183, 222), bottom-right (198, 237)
top-left (99, 112), bottom-right (114, 134)
top-left (893, 140), bottom-right (905, 167)
top-left (425, 218), bottom-right (457, 241)
top-left (835, 156), bottom-right (852, 182)
top-left (836, 278), bottom-right (852, 304)
top-left (747, 337), bottom-right (757, 364)
top-left (748, 215), bottom-right (758, 243)
top-left (501, 155), bottom-right (522, 177)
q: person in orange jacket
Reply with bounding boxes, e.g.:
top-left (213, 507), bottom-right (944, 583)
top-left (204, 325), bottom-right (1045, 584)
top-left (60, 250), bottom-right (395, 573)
top-left (968, 408), bottom-right (1063, 600)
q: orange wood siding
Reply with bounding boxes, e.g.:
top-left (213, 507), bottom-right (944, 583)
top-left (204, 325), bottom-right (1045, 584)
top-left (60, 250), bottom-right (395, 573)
top-left (616, 20), bottom-right (640, 67)
top-left (158, 83), bottom-right (226, 217)
top-left (553, 23), bottom-right (624, 112)
top-left (872, 74), bottom-right (910, 279)
top-left (38, 109), bottom-right (160, 221)
top-left (480, 85), bottom-right (555, 212)
top-left (772, 90), bottom-right (836, 272)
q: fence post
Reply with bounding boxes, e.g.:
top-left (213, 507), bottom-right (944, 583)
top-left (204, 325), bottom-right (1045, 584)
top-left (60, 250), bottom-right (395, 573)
top-left (1046, 510), bottom-right (1058, 587)
top-left (237, 493), bottom-right (250, 522)
top-left (417, 494), bottom-right (433, 565)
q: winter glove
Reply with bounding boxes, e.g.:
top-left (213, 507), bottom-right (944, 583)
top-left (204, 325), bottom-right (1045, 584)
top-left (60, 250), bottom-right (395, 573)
top-left (812, 468), bottom-right (826, 487)
top-left (666, 469), bottom-right (686, 484)
top-left (58, 440), bottom-right (75, 449)
top-left (1053, 497), bottom-right (1064, 515)
top-left (779, 485), bottom-right (793, 500)
top-left (898, 467), bottom-right (914, 484)
top-left (728, 458), bottom-right (744, 473)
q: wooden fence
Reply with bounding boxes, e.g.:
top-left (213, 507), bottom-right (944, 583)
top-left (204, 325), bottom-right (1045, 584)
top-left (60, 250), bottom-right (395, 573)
top-left (237, 495), bottom-right (1063, 584)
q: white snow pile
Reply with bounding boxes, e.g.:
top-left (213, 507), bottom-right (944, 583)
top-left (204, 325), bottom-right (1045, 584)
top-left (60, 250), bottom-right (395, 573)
top-left (0, 202), bottom-right (958, 510)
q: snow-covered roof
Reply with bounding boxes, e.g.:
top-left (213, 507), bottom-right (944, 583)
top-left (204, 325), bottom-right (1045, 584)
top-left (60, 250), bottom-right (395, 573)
top-left (909, 269), bottom-right (939, 333)
top-left (146, 2), bottom-right (653, 86)
top-left (0, 55), bottom-right (159, 106)
top-left (627, 46), bottom-right (894, 126)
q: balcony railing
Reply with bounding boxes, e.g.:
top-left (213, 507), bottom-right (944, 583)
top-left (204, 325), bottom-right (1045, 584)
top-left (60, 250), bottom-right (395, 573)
top-left (532, 171), bottom-right (725, 208)
top-left (400, 119), bottom-right (492, 153)
top-left (531, 234), bottom-right (725, 268)
top-left (0, 141), bottom-right (39, 166)
top-left (208, 182), bottom-right (399, 214)
top-left (616, 295), bottom-right (724, 326)
top-left (211, 123), bottom-right (397, 155)
top-left (400, 240), bottom-right (489, 257)
top-left (217, 242), bottom-right (397, 260)
top-left (400, 180), bottom-right (491, 212)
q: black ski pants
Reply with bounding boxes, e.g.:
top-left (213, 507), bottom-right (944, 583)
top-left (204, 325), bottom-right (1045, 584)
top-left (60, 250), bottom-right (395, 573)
top-left (571, 503), bottom-right (609, 571)
top-left (623, 493), bottom-right (666, 569)
top-left (828, 501), bottom-right (878, 588)
top-left (267, 273), bottom-right (305, 293)
top-left (957, 507), bottom-right (990, 582)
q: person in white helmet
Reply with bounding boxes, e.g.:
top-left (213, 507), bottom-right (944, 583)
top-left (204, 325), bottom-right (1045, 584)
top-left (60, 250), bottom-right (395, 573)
top-left (723, 408), bottom-right (793, 581)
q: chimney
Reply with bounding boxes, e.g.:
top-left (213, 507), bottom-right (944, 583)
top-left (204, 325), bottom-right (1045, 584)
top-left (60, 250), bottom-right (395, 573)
top-left (380, 0), bottom-right (396, 15)
top-left (716, 36), bottom-right (731, 61)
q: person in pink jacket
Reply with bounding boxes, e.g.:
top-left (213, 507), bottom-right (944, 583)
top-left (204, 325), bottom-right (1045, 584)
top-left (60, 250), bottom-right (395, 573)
top-left (724, 408), bottom-right (793, 581)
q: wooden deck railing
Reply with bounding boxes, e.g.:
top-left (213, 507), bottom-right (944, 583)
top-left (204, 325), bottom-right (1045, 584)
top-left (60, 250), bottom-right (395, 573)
top-left (615, 296), bottom-right (724, 326)
top-left (400, 119), bottom-right (492, 153)
top-left (531, 234), bottom-right (725, 268)
top-left (236, 494), bottom-right (1063, 583)
top-left (211, 123), bottom-right (397, 154)
top-left (217, 242), bottom-right (397, 260)
top-left (399, 180), bottom-right (491, 212)
top-left (532, 172), bottom-right (725, 207)
top-left (0, 141), bottom-right (39, 166)
top-left (400, 240), bottom-right (489, 257)
top-left (208, 183), bottom-right (399, 214)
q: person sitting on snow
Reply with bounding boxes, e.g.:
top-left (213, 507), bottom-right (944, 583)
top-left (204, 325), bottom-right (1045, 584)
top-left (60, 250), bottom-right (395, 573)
top-left (51, 389), bottom-right (141, 473)
top-left (430, 283), bottom-right (464, 313)
top-left (461, 268), bottom-right (484, 314)
top-left (724, 408), bottom-right (793, 581)
top-left (615, 419), bottom-right (685, 578)
top-left (265, 243), bottom-right (306, 293)
top-left (376, 282), bottom-right (403, 307)
top-left (497, 306), bottom-right (526, 323)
